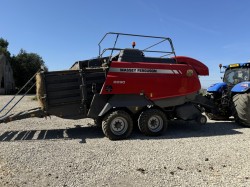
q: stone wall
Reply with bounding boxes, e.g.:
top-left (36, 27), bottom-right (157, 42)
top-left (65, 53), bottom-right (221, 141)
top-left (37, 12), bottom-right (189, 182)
top-left (0, 54), bottom-right (15, 94)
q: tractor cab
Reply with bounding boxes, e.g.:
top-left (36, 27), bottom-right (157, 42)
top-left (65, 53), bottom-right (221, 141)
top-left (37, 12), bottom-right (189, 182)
top-left (222, 63), bottom-right (250, 85)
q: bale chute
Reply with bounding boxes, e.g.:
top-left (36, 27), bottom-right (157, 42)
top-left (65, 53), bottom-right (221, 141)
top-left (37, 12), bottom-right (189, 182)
top-left (36, 72), bottom-right (46, 110)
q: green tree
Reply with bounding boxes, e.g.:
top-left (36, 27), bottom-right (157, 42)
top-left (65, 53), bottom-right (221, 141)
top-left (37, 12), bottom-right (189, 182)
top-left (0, 38), bottom-right (11, 60)
top-left (11, 49), bottom-right (47, 93)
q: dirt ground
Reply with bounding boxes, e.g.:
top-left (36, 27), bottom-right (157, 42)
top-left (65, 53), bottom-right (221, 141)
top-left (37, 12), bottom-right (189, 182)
top-left (0, 95), bottom-right (250, 187)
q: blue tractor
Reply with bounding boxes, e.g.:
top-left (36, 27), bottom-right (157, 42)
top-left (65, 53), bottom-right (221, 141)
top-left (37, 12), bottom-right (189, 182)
top-left (206, 62), bottom-right (250, 126)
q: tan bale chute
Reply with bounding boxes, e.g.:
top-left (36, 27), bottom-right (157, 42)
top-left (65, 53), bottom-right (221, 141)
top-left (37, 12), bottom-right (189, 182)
top-left (36, 72), bottom-right (46, 110)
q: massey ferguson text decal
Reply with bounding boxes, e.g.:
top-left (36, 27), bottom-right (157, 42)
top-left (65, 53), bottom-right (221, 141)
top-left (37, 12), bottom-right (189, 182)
top-left (109, 67), bottom-right (182, 74)
top-left (120, 68), bottom-right (157, 73)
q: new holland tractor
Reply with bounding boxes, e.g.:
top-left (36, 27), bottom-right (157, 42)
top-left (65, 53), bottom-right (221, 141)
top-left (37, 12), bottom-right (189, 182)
top-left (206, 62), bottom-right (250, 126)
top-left (0, 32), bottom-right (213, 140)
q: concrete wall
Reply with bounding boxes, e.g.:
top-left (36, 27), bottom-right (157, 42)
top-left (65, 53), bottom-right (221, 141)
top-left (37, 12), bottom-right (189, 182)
top-left (0, 54), bottom-right (15, 94)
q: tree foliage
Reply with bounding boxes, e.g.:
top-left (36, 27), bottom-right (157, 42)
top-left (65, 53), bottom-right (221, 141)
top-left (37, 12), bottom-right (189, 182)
top-left (0, 38), bottom-right (9, 49)
top-left (10, 49), bottom-right (47, 92)
top-left (0, 38), bottom-right (11, 60)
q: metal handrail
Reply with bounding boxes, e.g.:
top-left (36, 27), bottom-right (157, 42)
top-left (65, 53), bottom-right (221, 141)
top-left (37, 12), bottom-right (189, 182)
top-left (100, 47), bottom-right (174, 59)
top-left (98, 32), bottom-right (176, 58)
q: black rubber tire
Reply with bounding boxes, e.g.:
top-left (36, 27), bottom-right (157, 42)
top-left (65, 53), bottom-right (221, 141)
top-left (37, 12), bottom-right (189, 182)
top-left (232, 93), bottom-right (250, 127)
top-left (102, 110), bottom-right (133, 140)
top-left (138, 109), bottom-right (167, 136)
top-left (196, 115), bottom-right (207, 125)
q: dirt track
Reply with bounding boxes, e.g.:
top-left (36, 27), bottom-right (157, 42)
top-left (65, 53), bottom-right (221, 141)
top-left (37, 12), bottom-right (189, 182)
top-left (0, 95), bottom-right (250, 187)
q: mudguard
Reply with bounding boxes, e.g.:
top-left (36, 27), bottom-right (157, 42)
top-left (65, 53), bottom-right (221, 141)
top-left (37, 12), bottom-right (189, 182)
top-left (98, 94), bottom-right (153, 117)
top-left (174, 56), bottom-right (209, 75)
top-left (207, 82), bottom-right (227, 92)
top-left (231, 82), bottom-right (250, 93)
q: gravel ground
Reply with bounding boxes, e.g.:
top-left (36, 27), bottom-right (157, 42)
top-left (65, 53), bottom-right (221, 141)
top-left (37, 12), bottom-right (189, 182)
top-left (0, 95), bottom-right (250, 187)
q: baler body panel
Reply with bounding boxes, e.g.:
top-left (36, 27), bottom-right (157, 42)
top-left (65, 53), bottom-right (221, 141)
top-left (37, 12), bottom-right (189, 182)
top-left (101, 59), bottom-right (206, 101)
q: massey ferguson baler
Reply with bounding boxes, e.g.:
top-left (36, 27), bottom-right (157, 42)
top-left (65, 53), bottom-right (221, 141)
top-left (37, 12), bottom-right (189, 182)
top-left (0, 32), bottom-right (213, 140)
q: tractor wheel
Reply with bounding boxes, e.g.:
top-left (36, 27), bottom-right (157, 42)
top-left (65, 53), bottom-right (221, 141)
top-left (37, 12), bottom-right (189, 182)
top-left (138, 109), bottom-right (167, 136)
top-left (232, 93), bottom-right (250, 127)
top-left (102, 110), bottom-right (133, 140)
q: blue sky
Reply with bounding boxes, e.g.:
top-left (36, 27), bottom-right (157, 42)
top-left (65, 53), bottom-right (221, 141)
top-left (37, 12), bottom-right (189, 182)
top-left (1, 0), bottom-right (250, 88)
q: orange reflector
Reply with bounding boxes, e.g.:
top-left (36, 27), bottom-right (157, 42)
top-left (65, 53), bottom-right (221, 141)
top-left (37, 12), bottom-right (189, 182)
top-left (132, 41), bottom-right (136, 48)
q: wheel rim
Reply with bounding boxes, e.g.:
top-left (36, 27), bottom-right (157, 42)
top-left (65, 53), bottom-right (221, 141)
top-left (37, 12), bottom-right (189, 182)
top-left (200, 116), bottom-right (207, 124)
top-left (147, 115), bottom-right (163, 132)
top-left (110, 117), bottom-right (128, 135)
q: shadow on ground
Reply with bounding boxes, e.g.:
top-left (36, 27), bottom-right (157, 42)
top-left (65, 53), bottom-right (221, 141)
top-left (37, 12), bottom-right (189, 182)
top-left (131, 120), bottom-right (243, 140)
top-left (0, 124), bottom-right (104, 143)
top-left (0, 120), bottom-right (244, 143)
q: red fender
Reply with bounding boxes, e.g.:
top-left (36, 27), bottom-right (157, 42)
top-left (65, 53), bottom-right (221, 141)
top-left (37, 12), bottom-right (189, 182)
top-left (174, 56), bottom-right (209, 76)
